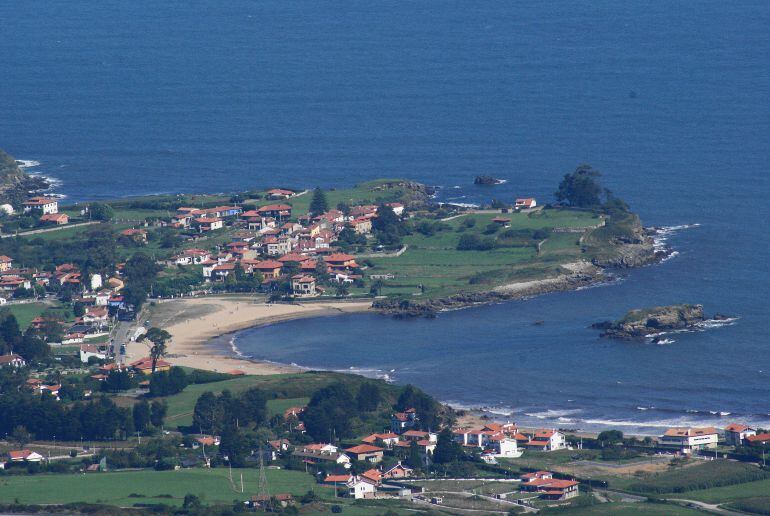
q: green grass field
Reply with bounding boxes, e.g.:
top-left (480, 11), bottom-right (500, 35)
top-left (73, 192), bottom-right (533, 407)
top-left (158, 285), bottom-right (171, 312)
top-left (624, 460), bottom-right (769, 495)
top-left (3, 302), bottom-right (48, 329)
top-left (668, 478), bottom-right (770, 503)
top-left (267, 397), bottom-right (310, 417)
top-left (367, 209), bottom-right (600, 297)
top-left (0, 468), bottom-right (322, 507)
top-left (160, 372), bottom-right (394, 429)
top-left (551, 502), bottom-right (704, 515)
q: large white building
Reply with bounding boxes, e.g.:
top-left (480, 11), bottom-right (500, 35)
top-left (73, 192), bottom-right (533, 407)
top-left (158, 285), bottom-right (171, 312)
top-left (661, 427), bottom-right (719, 452)
top-left (23, 196), bottom-right (58, 215)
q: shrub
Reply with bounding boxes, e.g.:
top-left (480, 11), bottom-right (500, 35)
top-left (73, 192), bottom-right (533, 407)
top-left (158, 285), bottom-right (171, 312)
top-left (457, 234), bottom-right (495, 251)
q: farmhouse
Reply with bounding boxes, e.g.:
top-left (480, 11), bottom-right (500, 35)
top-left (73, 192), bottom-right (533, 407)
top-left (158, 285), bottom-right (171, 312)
top-left (8, 450), bottom-right (44, 463)
top-left (524, 429), bottom-right (566, 451)
top-left (257, 204), bottom-right (292, 220)
top-left (746, 433), bottom-right (770, 446)
top-left (120, 228), bottom-right (148, 243)
top-left (344, 444), bottom-right (385, 463)
top-left (265, 188), bottom-right (295, 200)
top-left (292, 446), bottom-right (351, 467)
top-left (40, 213), bottom-right (69, 225)
top-left (521, 475), bottom-right (579, 501)
top-left (195, 217), bottom-right (223, 232)
top-left (130, 357), bottom-right (172, 375)
top-left (0, 354), bottom-right (26, 368)
top-left (515, 198), bottom-right (537, 210)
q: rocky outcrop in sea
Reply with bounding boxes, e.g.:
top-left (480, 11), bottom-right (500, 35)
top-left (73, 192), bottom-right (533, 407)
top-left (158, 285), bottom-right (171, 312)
top-left (592, 304), bottom-right (732, 340)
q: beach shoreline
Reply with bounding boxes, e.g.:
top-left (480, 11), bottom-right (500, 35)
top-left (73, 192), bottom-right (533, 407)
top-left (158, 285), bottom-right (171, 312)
top-left (125, 296), bottom-right (372, 375)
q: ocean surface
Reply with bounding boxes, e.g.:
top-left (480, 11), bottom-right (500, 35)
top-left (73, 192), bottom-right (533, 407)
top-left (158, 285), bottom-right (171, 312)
top-left (2, 1), bottom-right (768, 433)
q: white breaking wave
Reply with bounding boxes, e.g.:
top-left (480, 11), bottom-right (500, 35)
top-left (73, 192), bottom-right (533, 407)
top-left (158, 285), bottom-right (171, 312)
top-left (440, 202), bottom-right (480, 209)
top-left (524, 408), bottom-right (582, 420)
top-left (652, 223), bottom-right (701, 255)
top-left (16, 159), bottom-right (41, 168)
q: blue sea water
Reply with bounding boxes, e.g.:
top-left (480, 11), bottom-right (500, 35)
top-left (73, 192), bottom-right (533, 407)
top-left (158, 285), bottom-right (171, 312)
top-left (2, 1), bottom-right (769, 433)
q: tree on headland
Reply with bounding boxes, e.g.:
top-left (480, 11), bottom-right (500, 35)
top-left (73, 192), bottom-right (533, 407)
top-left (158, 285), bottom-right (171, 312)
top-left (309, 187), bottom-right (329, 216)
top-left (555, 164), bottom-right (605, 208)
top-left (138, 327), bottom-right (172, 374)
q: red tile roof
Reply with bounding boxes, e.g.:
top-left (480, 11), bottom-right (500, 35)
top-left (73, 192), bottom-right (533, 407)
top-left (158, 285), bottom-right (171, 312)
top-left (345, 444), bottom-right (384, 454)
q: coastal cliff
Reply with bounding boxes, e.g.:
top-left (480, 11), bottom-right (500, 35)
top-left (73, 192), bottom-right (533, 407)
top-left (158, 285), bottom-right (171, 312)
top-left (0, 149), bottom-right (49, 208)
top-left (592, 304), bottom-right (728, 339)
top-left (582, 211), bottom-right (662, 268)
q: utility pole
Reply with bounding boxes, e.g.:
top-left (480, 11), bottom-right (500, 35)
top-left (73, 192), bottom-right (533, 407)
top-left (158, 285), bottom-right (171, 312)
top-left (257, 445), bottom-right (270, 508)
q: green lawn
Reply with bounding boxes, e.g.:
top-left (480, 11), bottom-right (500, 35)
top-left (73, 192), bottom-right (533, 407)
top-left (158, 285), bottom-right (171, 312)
top-left (3, 302), bottom-right (48, 329)
top-left (16, 223), bottom-right (96, 241)
top-left (267, 397), bottom-right (310, 418)
top-left (366, 208), bottom-right (600, 298)
top-left (623, 460), bottom-right (769, 495)
top-left (161, 371), bottom-right (394, 429)
top-left (668, 478), bottom-right (770, 503)
top-left (552, 502), bottom-right (704, 515)
top-left (0, 468), bottom-right (321, 507)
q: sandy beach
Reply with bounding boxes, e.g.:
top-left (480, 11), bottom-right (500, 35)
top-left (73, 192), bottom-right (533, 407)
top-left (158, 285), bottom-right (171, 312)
top-left (125, 296), bottom-right (372, 375)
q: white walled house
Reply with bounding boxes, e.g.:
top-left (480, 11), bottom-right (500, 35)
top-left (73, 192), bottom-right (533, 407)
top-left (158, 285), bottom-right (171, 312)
top-left (23, 196), bottom-right (58, 215)
top-left (524, 429), bottom-right (566, 451)
top-left (347, 476), bottom-right (377, 499)
top-left (661, 427), bottom-right (719, 452)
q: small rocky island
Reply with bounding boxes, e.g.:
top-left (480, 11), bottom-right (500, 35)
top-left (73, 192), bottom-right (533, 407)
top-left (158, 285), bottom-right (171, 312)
top-left (474, 175), bottom-right (504, 185)
top-left (593, 304), bottom-right (730, 340)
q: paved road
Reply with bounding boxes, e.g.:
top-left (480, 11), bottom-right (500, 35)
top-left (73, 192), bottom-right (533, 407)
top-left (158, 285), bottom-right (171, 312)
top-left (0, 221), bottom-right (99, 238)
top-left (667, 498), bottom-right (743, 516)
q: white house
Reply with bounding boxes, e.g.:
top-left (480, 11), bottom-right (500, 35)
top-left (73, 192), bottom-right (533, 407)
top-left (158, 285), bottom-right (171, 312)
top-left (661, 427), bottom-right (719, 452)
top-left (346, 475), bottom-right (377, 499)
top-left (524, 429), bottom-right (566, 451)
top-left (23, 196), bottom-right (58, 215)
top-left (175, 248), bottom-right (211, 265)
top-left (724, 424), bottom-right (757, 446)
top-left (8, 450), bottom-right (44, 462)
top-left (515, 198), bottom-right (537, 210)
top-left (90, 273), bottom-right (103, 291)
top-left (490, 436), bottom-right (522, 458)
top-left (0, 354), bottom-right (26, 368)
top-left (80, 344), bottom-right (107, 363)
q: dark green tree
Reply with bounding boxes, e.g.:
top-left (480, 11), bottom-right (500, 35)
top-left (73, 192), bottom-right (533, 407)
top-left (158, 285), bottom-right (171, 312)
top-left (302, 383), bottom-right (356, 441)
top-left (408, 441), bottom-right (423, 469)
top-left (150, 400), bottom-right (168, 428)
top-left (554, 164), bottom-right (604, 208)
top-left (309, 187), bottom-right (329, 216)
top-left (597, 429), bottom-right (624, 447)
top-left (133, 401), bottom-right (151, 433)
top-left (356, 383), bottom-right (381, 412)
top-left (219, 424), bottom-right (250, 467)
top-left (138, 327), bottom-right (172, 374)
top-left (238, 388), bottom-right (268, 427)
top-left (89, 202), bottom-right (114, 221)
top-left (433, 428), bottom-right (462, 464)
top-left (73, 301), bottom-right (86, 318)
